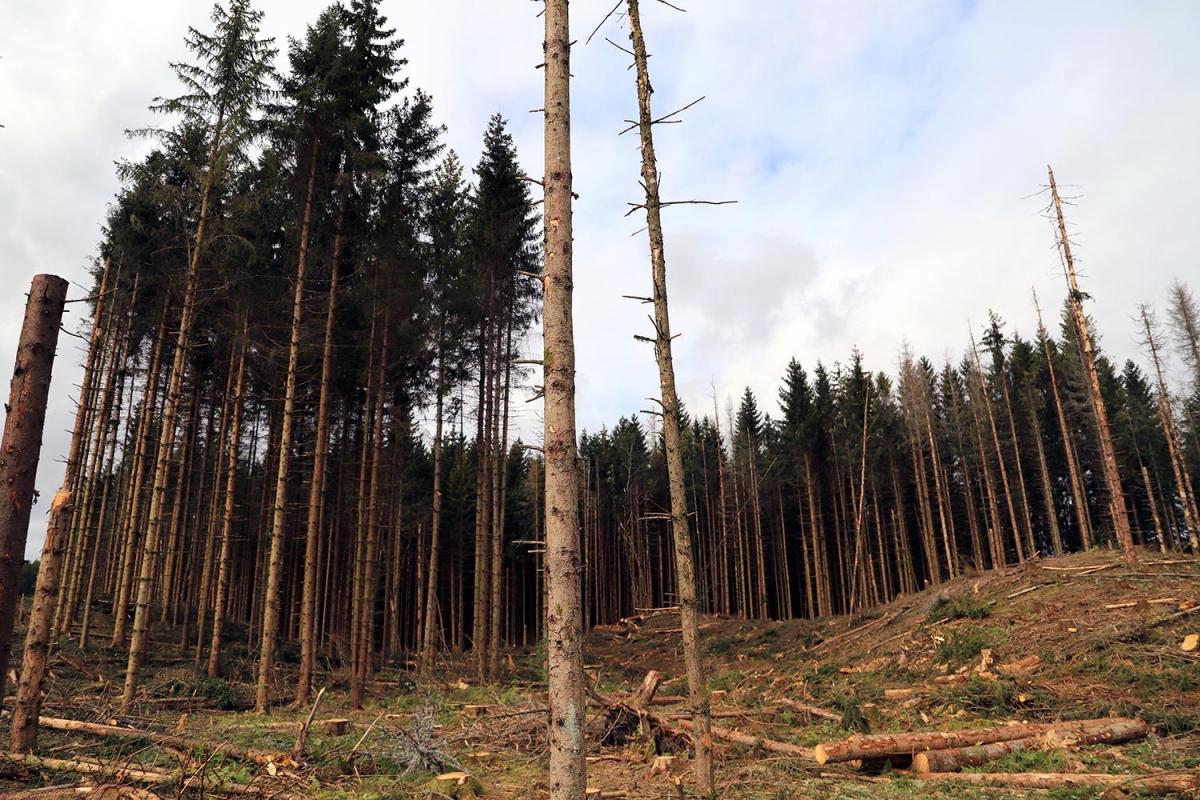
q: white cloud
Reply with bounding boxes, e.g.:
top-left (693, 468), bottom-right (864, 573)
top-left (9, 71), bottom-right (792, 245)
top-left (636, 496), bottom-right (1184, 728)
top-left (2, 0), bottom-right (1199, 557)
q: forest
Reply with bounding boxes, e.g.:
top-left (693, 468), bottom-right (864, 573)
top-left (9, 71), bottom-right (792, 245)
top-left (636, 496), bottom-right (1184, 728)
top-left (0, 1), bottom-right (1197, 799)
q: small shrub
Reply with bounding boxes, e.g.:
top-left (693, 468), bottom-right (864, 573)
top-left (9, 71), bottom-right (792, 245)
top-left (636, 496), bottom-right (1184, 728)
top-left (927, 594), bottom-right (992, 623)
top-left (935, 627), bottom-right (1003, 666)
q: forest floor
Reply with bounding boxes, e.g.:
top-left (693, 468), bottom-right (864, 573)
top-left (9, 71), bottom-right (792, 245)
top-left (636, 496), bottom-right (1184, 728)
top-left (2, 549), bottom-right (1198, 799)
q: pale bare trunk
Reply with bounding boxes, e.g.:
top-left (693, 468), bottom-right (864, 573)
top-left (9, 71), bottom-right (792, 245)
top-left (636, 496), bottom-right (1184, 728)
top-left (1048, 166), bottom-right (1134, 562)
top-left (543, 1), bottom-right (586, 795)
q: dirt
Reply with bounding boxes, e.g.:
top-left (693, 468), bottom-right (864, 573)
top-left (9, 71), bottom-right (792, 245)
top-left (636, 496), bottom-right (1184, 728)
top-left (2, 549), bottom-right (1198, 798)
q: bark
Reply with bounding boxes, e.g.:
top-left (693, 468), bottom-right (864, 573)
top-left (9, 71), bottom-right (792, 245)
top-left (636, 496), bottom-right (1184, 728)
top-left (918, 771), bottom-right (1195, 795)
top-left (1139, 305), bottom-right (1200, 551)
top-left (208, 322), bottom-right (248, 677)
top-left (111, 311), bottom-right (168, 649)
top-left (351, 316), bottom-right (388, 709)
top-left (814, 718), bottom-right (1142, 764)
top-left (9, 489), bottom-right (73, 751)
top-left (971, 332), bottom-right (1025, 564)
top-left (420, 339), bottom-right (446, 673)
top-left (120, 111), bottom-right (224, 709)
top-left (0, 274), bottom-right (69, 699)
top-left (1049, 166), bottom-right (1135, 561)
top-left (543, 1), bottom-right (587, 796)
top-left (297, 183), bottom-right (345, 704)
top-left (912, 718), bottom-right (1148, 773)
top-left (625, 0), bottom-right (713, 790)
top-left (257, 131), bottom-right (320, 713)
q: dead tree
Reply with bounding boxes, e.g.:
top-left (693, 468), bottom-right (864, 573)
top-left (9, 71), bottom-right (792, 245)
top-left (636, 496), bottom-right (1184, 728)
top-left (1048, 166), bottom-right (1135, 562)
top-left (542, 0), bottom-right (587, 796)
top-left (1138, 304), bottom-right (1200, 551)
top-left (622, 0), bottom-right (714, 791)
top-left (1034, 289), bottom-right (1091, 549)
top-left (0, 275), bottom-right (69, 699)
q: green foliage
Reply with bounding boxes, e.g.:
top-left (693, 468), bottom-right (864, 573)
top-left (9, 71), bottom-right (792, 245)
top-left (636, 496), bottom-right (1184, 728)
top-left (927, 594), bottom-right (992, 623)
top-left (19, 561), bottom-right (38, 595)
top-left (945, 676), bottom-right (1018, 716)
top-left (709, 669), bottom-right (745, 692)
top-left (935, 627), bottom-right (1004, 666)
top-left (832, 694), bottom-right (871, 734)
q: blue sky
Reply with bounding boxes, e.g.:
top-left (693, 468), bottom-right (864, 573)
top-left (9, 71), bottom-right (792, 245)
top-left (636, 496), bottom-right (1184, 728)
top-left (3, 0), bottom-right (1199, 556)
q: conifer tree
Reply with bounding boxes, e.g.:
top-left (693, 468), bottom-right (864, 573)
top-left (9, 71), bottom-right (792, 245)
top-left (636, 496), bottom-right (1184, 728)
top-left (121, 0), bottom-right (276, 710)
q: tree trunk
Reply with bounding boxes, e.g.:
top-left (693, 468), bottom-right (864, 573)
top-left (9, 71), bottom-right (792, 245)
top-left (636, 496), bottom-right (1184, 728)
top-left (297, 183), bottom-right (345, 705)
top-left (542, 1), bottom-right (587, 795)
top-left (1034, 290), bottom-right (1090, 551)
top-left (420, 338), bottom-right (446, 673)
top-left (1049, 166), bottom-right (1134, 562)
top-left (120, 111), bottom-right (224, 709)
top-left (257, 131), bottom-right (320, 713)
top-left (0, 274), bottom-right (69, 700)
top-left (625, 0), bottom-right (713, 791)
top-left (207, 322), bottom-right (247, 677)
top-left (9, 489), bottom-right (73, 751)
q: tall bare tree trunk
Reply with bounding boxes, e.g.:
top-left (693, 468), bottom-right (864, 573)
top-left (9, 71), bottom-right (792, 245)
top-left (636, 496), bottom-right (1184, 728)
top-left (1048, 166), bottom-right (1135, 562)
top-left (420, 337), bottom-right (446, 673)
top-left (1138, 305), bottom-right (1200, 552)
top-left (257, 133), bottom-right (320, 713)
top-left (10, 489), bottom-right (73, 750)
top-left (625, 0), bottom-right (712, 790)
top-left (542, 1), bottom-right (586, 795)
top-left (121, 111), bottom-right (224, 709)
top-left (1027, 392), bottom-right (1064, 555)
top-left (971, 331), bottom-right (1025, 565)
top-left (352, 316), bottom-right (389, 709)
top-left (0, 275), bottom-right (69, 699)
top-left (208, 329), bottom-right (247, 677)
top-left (488, 320), bottom-right (513, 677)
top-left (297, 185), bottom-right (345, 705)
top-left (1034, 290), bottom-right (1090, 550)
top-left (111, 311), bottom-right (168, 648)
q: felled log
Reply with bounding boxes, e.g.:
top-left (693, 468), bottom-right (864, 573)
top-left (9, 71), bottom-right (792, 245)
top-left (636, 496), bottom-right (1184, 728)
top-left (912, 718), bottom-right (1149, 773)
top-left (0, 752), bottom-right (173, 784)
top-left (674, 718), bottom-right (813, 759)
top-left (33, 716), bottom-right (284, 765)
top-left (918, 771), bottom-right (1199, 795)
top-left (814, 718), bottom-right (1144, 765)
top-left (35, 717), bottom-right (182, 747)
top-left (778, 697), bottom-right (841, 723)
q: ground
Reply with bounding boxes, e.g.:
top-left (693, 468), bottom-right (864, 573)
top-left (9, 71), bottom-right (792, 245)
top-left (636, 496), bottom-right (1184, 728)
top-left (2, 549), bottom-right (1197, 799)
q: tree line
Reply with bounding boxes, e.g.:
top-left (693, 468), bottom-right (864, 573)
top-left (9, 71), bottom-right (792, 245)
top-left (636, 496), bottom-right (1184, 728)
top-left (10, 0), bottom-right (1200, 747)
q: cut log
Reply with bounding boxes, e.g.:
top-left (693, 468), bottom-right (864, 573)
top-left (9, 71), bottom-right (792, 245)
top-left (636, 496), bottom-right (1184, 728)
top-left (0, 752), bottom-right (173, 784)
top-left (918, 771), bottom-right (1198, 795)
top-left (674, 718), bottom-right (813, 759)
top-left (814, 718), bottom-right (1144, 765)
top-left (778, 697), bottom-right (841, 722)
top-left (630, 670), bottom-right (662, 709)
top-left (912, 719), bottom-right (1149, 774)
top-left (320, 718), bottom-right (350, 736)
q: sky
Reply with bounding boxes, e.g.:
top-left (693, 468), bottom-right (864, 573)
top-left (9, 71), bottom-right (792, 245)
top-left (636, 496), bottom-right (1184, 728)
top-left (2, 0), bottom-right (1199, 558)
